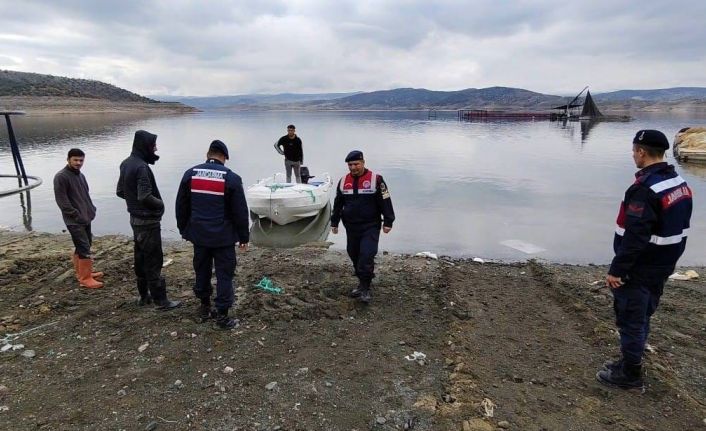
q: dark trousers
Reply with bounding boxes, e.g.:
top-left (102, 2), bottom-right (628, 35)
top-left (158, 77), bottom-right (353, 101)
top-left (193, 245), bottom-right (236, 311)
top-left (131, 223), bottom-right (166, 301)
top-left (67, 224), bottom-right (92, 258)
top-left (612, 276), bottom-right (665, 365)
top-left (344, 222), bottom-right (380, 286)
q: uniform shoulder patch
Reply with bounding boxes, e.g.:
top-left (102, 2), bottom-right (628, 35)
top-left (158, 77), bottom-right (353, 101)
top-left (625, 200), bottom-right (645, 217)
top-left (380, 181), bottom-right (391, 199)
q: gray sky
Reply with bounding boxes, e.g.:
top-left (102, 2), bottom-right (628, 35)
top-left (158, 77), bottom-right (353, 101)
top-left (1, 0), bottom-right (704, 96)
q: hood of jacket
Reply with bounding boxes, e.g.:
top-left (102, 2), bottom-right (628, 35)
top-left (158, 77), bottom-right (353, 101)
top-left (131, 130), bottom-right (160, 165)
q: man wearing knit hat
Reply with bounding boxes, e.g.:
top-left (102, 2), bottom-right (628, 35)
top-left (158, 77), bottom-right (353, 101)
top-left (597, 130), bottom-right (692, 392)
top-left (330, 150), bottom-right (395, 304)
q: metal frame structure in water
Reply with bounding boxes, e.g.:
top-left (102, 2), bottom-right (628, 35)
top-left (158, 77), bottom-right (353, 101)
top-left (1, 111), bottom-right (43, 197)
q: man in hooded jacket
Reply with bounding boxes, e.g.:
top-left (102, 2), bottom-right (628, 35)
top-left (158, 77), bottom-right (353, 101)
top-left (116, 130), bottom-right (180, 310)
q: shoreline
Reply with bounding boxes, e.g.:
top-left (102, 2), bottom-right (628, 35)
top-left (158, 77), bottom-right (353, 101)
top-left (0, 230), bottom-right (704, 429)
top-left (0, 96), bottom-right (199, 115)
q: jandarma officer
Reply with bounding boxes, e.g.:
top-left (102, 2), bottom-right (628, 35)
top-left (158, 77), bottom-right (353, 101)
top-left (597, 130), bottom-right (692, 391)
top-left (330, 150), bottom-right (395, 304)
top-left (175, 140), bottom-right (250, 330)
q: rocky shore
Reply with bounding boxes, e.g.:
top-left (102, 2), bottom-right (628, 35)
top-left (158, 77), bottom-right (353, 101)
top-left (0, 96), bottom-right (198, 115)
top-left (0, 230), bottom-right (704, 430)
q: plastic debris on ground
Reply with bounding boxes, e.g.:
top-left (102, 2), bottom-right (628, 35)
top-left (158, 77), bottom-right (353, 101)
top-left (415, 252), bottom-right (438, 260)
top-left (500, 239), bottom-right (546, 254)
top-left (404, 351), bottom-right (427, 361)
top-left (668, 270), bottom-right (699, 281)
top-left (254, 277), bottom-right (284, 294)
top-left (472, 257), bottom-right (485, 263)
top-left (162, 258), bottom-right (174, 268)
top-left (481, 397), bottom-right (496, 417)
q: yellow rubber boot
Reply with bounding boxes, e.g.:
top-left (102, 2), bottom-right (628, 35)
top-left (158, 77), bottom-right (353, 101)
top-left (78, 258), bottom-right (103, 289)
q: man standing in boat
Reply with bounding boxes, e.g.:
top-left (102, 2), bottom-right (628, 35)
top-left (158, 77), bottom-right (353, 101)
top-left (275, 124), bottom-right (304, 183)
top-left (116, 130), bottom-right (181, 311)
top-left (597, 130), bottom-right (692, 392)
top-left (330, 150), bottom-right (395, 304)
top-left (176, 140), bottom-right (250, 330)
top-left (53, 148), bottom-right (103, 289)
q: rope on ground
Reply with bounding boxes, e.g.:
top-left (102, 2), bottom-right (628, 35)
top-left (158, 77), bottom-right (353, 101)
top-left (254, 277), bottom-right (284, 294)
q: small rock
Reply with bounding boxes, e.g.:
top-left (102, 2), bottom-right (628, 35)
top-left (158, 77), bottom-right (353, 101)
top-left (11, 344), bottom-right (24, 351)
top-left (0, 405), bottom-right (9, 412)
top-left (170, 331), bottom-right (178, 338)
top-left (223, 366), bottom-right (234, 374)
top-left (463, 419), bottom-right (493, 431)
top-left (117, 389), bottom-right (127, 396)
top-left (376, 416), bottom-right (387, 425)
top-left (21, 350), bottom-right (36, 359)
top-left (498, 421), bottom-right (510, 429)
top-left (398, 341), bottom-right (406, 346)
top-left (325, 381), bottom-right (333, 387)
top-left (145, 420), bottom-right (158, 430)
top-left (442, 394), bottom-right (456, 403)
top-left (296, 367), bottom-right (309, 376)
top-left (154, 355), bottom-right (165, 364)
top-left (0, 385), bottom-right (8, 394)
top-left (330, 342), bottom-right (337, 347)
top-left (265, 381), bottom-right (277, 391)
top-left (174, 380), bottom-right (183, 388)
top-left (512, 376), bottom-right (523, 383)
top-left (138, 342), bottom-right (149, 353)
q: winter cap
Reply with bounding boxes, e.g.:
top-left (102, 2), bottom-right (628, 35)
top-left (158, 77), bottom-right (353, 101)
top-left (345, 150), bottom-right (364, 162)
top-left (633, 129), bottom-right (669, 150)
top-left (209, 140), bottom-right (229, 159)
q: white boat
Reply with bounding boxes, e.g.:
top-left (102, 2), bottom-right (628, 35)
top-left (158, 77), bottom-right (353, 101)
top-left (246, 173), bottom-right (333, 225)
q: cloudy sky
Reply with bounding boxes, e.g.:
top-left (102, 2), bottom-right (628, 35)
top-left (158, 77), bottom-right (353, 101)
top-left (1, 0), bottom-right (704, 96)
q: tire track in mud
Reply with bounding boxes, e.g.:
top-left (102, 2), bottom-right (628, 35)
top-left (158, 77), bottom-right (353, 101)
top-left (434, 260), bottom-right (706, 431)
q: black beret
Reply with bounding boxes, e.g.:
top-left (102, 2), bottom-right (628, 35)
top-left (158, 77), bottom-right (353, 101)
top-left (633, 129), bottom-right (669, 150)
top-left (209, 140), bottom-right (229, 159)
top-left (345, 150), bottom-right (364, 162)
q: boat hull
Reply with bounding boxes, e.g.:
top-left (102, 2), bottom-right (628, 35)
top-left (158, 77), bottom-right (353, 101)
top-left (246, 174), bottom-right (332, 225)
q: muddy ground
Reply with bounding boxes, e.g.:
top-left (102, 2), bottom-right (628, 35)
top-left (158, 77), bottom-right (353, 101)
top-left (0, 230), bottom-right (704, 431)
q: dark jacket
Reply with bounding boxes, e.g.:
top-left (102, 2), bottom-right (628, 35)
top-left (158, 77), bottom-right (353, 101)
top-left (53, 166), bottom-right (96, 226)
top-left (116, 130), bottom-right (165, 221)
top-left (175, 159), bottom-right (250, 247)
top-left (331, 169), bottom-right (395, 228)
top-left (610, 162), bottom-right (692, 280)
top-left (276, 135), bottom-right (303, 162)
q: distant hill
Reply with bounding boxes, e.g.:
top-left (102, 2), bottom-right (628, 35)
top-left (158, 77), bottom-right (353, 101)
top-left (594, 87), bottom-right (706, 102)
top-left (152, 92), bottom-right (361, 109)
top-left (297, 87), bottom-right (565, 110)
top-left (0, 70), bottom-right (158, 102)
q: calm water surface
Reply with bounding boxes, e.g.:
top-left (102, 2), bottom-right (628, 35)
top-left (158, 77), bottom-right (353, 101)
top-left (1, 111), bottom-right (704, 264)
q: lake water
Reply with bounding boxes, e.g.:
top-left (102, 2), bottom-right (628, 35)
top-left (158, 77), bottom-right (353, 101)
top-left (1, 110), bottom-right (704, 264)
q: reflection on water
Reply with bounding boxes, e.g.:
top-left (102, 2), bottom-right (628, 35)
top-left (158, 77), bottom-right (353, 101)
top-left (1, 110), bottom-right (706, 264)
top-left (250, 203), bottom-right (331, 248)
top-left (19, 191), bottom-right (32, 231)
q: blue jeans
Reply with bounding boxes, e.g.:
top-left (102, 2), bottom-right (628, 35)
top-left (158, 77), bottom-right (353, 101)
top-left (612, 276), bottom-right (665, 365)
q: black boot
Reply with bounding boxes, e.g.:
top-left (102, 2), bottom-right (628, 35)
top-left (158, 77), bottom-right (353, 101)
top-left (137, 278), bottom-right (152, 305)
top-left (215, 309), bottom-right (239, 330)
top-left (602, 357), bottom-right (623, 371)
top-left (349, 282), bottom-right (364, 298)
top-left (154, 298), bottom-right (182, 311)
top-left (198, 298), bottom-right (216, 322)
top-left (358, 280), bottom-right (372, 304)
top-left (596, 361), bottom-right (644, 391)
top-left (151, 277), bottom-right (181, 311)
